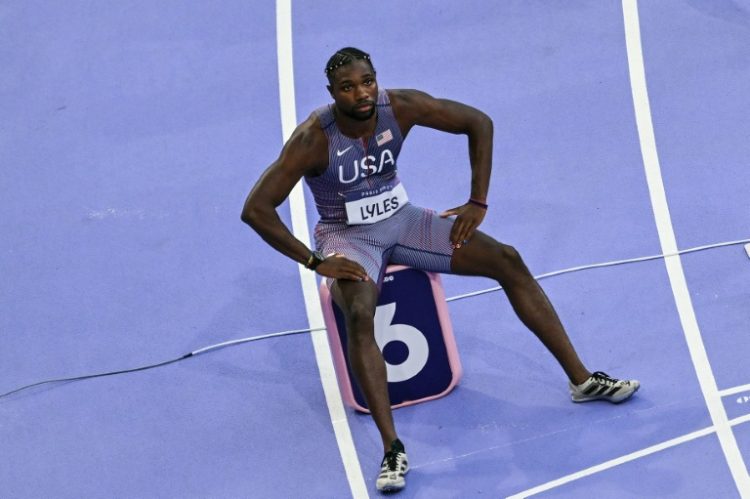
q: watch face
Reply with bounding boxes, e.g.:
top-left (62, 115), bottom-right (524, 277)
top-left (310, 251), bottom-right (325, 270)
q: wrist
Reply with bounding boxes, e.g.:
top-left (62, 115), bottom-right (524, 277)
top-left (468, 198), bottom-right (488, 209)
top-left (305, 250), bottom-right (325, 270)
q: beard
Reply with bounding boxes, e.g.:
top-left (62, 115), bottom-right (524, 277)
top-left (346, 103), bottom-right (376, 121)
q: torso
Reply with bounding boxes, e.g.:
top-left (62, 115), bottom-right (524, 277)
top-left (305, 89), bottom-right (407, 223)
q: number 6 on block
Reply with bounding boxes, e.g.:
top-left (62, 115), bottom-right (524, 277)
top-left (374, 302), bottom-right (429, 382)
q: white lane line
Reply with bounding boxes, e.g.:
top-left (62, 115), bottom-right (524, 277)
top-left (508, 407), bottom-right (750, 498)
top-left (622, 0), bottom-right (750, 495)
top-left (506, 425), bottom-right (717, 498)
top-left (720, 384), bottom-right (750, 397)
top-left (275, 1), bottom-right (368, 497)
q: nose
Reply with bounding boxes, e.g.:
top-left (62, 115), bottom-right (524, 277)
top-left (356, 85), bottom-right (370, 101)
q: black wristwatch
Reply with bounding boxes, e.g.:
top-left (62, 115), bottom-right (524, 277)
top-left (305, 251), bottom-right (325, 270)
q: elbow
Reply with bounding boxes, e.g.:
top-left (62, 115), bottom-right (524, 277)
top-left (466, 112), bottom-right (493, 137)
top-left (241, 200), bottom-right (261, 227)
top-left (479, 112), bottom-right (493, 133)
top-left (240, 209), bottom-right (254, 226)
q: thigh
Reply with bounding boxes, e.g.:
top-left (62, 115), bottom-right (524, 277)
top-left (389, 204), bottom-right (454, 273)
top-left (315, 222), bottom-right (387, 284)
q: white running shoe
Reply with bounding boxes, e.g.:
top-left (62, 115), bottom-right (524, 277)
top-left (570, 371), bottom-right (640, 403)
top-left (376, 439), bottom-right (409, 493)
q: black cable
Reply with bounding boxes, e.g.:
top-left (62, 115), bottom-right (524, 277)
top-left (2, 239), bottom-right (747, 401)
top-left (0, 327), bottom-right (316, 400)
top-left (0, 354), bottom-right (193, 400)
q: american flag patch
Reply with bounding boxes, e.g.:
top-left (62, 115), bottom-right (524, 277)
top-left (376, 129), bottom-right (393, 146)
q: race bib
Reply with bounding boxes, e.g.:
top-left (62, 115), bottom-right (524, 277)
top-left (344, 181), bottom-right (408, 225)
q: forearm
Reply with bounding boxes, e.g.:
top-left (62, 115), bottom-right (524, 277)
top-left (242, 204), bottom-right (312, 266)
top-left (467, 114), bottom-right (493, 201)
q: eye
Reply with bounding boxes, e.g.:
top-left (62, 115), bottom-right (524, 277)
top-left (364, 78), bottom-right (374, 86)
top-left (342, 84), bottom-right (352, 91)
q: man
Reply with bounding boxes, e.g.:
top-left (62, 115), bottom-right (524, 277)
top-left (242, 47), bottom-right (639, 493)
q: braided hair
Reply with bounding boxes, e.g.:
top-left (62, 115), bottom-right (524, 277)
top-left (324, 47), bottom-right (375, 82)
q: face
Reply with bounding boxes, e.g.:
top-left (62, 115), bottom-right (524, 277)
top-left (327, 59), bottom-right (378, 121)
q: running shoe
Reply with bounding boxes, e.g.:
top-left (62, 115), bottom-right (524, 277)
top-left (570, 371), bottom-right (640, 403)
top-left (376, 439), bottom-right (409, 493)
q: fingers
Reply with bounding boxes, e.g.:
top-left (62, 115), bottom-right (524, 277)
top-left (319, 255), bottom-right (369, 281)
top-left (450, 219), bottom-right (474, 249)
top-left (342, 269), bottom-right (369, 281)
top-left (338, 260), bottom-right (369, 281)
top-left (450, 213), bottom-right (473, 247)
top-left (450, 207), bottom-right (486, 249)
top-left (439, 206), bottom-right (462, 218)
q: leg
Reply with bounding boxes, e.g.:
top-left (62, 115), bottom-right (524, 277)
top-left (330, 278), bottom-right (397, 452)
top-left (451, 231), bottom-right (591, 384)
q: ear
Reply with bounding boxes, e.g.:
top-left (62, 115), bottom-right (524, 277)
top-left (327, 84), bottom-right (333, 96)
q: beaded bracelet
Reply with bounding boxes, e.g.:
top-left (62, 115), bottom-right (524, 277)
top-left (468, 198), bottom-right (488, 209)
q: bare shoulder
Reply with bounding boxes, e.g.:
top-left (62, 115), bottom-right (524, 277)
top-left (287, 112), bottom-right (327, 155)
top-left (388, 89), bottom-right (441, 134)
top-left (388, 88), bottom-right (490, 135)
top-left (279, 112), bottom-right (329, 174)
top-left (388, 88), bottom-right (435, 115)
top-left (388, 88), bottom-right (434, 104)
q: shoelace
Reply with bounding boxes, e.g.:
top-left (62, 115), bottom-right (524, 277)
top-left (384, 451), bottom-right (401, 471)
top-left (591, 371), bottom-right (619, 386)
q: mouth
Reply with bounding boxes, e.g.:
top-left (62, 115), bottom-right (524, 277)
top-left (355, 102), bottom-right (374, 112)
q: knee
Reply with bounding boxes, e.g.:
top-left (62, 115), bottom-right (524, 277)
top-left (345, 301), bottom-right (375, 343)
top-left (496, 243), bottom-right (523, 268)
top-left (489, 243), bottom-right (528, 282)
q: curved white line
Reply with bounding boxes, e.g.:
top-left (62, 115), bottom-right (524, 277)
top-left (622, 0), bottom-right (750, 495)
top-left (275, 1), bottom-right (368, 497)
top-left (507, 3), bottom-right (750, 497)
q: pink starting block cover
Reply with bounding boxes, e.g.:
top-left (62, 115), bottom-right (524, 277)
top-left (319, 265), bottom-right (462, 413)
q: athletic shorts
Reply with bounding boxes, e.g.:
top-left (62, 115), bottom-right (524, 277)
top-left (313, 203), bottom-right (455, 286)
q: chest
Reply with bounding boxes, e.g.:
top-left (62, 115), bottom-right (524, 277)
top-left (329, 128), bottom-right (401, 185)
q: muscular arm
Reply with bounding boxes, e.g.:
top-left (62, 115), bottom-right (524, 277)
top-left (241, 116), bottom-right (323, 265)
top-left (241, 116), bottom-right (368, 280)
top-left (389, 89), bottom-right (494, 246)
top-left (390, 89), bottom-right (493, 202)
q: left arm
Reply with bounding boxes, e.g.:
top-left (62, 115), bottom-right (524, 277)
top-left (389, 89), bottom-right (493, 247)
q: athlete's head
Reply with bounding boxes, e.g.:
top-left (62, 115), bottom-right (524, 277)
top-left (325, 47), bottom-right (375, 83)
top-left (325, 47), bottom-right (378, 121)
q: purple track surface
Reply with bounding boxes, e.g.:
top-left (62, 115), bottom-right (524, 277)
top-left (1, 1), bottom-right (749, 497)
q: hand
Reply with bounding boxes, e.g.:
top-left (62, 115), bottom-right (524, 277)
top-left (439, 203), bottom-right (486, 249)
top-left (316, 253), bottom-right (370, 281)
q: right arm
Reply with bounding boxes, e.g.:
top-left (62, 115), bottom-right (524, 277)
top-left (241, 117), bottom-right (368, 281)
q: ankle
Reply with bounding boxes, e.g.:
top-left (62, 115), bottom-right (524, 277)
top-left (570, 371), bottom-right (592, 386)
top-left (383, 437), bottom-right (403, 453)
